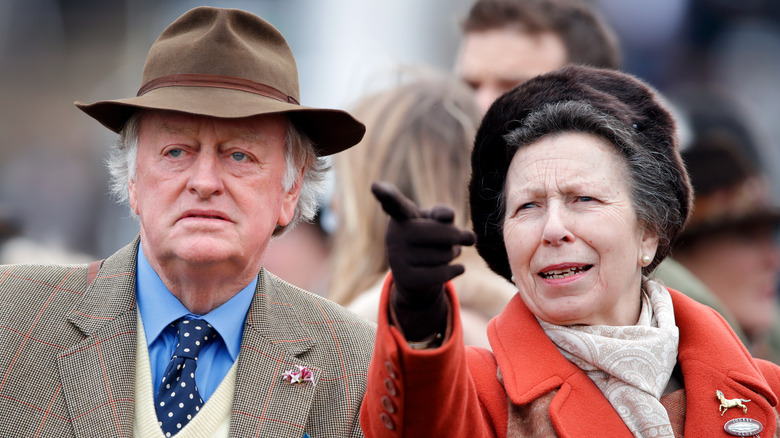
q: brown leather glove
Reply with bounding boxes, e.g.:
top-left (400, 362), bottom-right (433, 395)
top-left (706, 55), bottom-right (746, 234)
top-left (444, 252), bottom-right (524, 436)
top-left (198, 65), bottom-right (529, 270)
top-left (371, 181), bottom-right (475, 341)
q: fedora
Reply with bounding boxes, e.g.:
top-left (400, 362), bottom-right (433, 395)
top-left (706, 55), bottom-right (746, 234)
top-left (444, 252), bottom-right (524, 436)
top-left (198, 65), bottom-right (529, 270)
top-left (75, 6), bottom-right (365, 156)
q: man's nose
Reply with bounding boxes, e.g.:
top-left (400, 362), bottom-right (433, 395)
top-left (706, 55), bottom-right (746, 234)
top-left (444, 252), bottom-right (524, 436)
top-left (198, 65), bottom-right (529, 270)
top-left (476, 86), bottom-right (502, 114)
top-left (187, 151), bottom-right (225, 199)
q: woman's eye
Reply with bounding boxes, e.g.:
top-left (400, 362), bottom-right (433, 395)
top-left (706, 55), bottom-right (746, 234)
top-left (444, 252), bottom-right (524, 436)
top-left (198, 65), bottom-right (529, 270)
top-left (578, 196), bottom-right (594, 202)
top-left (519, 202), bottom-right (535, 210)
top-left (167, 148), bottom-right (183, 158)
top-left (231, 152), bottom-right (247, 161)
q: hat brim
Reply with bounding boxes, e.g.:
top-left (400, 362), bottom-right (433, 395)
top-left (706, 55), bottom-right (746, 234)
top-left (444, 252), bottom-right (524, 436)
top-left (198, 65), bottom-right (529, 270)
top-left (75, 86), bottom-right (365, 156)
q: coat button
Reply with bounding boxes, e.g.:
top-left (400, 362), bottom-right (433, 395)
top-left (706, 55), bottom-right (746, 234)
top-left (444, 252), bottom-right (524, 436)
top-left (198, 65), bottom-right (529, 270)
top-left (384, 377), bottom-right (398, 396)
top-left (385, 361), bottom-right (398, 379)
top-left (380, 412), bottom-right (395, 430)
top-left (381, 395), bottom-right (397, 414)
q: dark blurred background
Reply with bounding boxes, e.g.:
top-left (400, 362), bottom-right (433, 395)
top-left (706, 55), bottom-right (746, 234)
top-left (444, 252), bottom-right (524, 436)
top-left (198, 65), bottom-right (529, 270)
top-left (1, 0), bottom-right (779, 261)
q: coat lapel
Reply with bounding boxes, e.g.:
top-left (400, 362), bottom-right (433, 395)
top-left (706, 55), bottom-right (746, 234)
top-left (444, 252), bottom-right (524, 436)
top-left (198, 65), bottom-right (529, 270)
top-left (490, 294), bottom-right (633, 437)
top-left (230, 270), bottom-right (318, 437)
top-left (58, 239), bottom-right (139, 437)
top-left (669, 289), bottom-right (778, 437)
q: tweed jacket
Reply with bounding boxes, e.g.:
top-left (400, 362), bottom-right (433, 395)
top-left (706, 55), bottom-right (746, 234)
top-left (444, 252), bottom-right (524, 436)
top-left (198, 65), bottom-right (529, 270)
top-left (0, 237), bottom-right (375, 437)
top-left (361, 275), bottom-right (780, 437)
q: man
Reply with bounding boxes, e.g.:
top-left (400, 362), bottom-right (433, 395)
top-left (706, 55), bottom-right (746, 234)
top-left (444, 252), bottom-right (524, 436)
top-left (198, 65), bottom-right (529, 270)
top-left (456, 0), bottom-right (621, 113)
top-left (0, 7), bottom-right (374, 437)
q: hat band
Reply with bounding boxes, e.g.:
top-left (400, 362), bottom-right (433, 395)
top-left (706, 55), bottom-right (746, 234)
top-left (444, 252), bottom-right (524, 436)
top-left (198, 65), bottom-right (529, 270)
top-left (137, 73), bottom-right (300, 104)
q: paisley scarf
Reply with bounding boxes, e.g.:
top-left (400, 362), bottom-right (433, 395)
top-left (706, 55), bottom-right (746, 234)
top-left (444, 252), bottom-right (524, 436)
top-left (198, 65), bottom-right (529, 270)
top-left (539, 280), bottom-right (679, 437)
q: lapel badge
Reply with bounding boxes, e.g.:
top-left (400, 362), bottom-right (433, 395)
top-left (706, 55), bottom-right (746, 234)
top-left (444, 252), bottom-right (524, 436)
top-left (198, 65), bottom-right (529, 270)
top-left (716, 390), bottom-right (751, 416)
top-left (724, 418), bottom-right (763, 437)
top-left (282, 365), bottom-right (315, 386)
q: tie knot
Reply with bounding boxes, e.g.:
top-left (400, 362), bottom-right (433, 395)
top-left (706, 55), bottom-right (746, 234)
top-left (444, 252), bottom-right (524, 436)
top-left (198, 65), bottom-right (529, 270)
top-left (172, 318), bottom-right (217, 360)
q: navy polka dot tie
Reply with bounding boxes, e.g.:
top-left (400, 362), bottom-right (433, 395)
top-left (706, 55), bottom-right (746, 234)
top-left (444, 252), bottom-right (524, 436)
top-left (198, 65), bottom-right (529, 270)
top-left (155, 318), bottom-right (217, 436)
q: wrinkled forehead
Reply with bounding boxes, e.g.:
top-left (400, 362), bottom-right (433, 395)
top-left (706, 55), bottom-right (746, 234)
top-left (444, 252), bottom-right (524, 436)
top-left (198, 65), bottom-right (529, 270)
top-left (137, 109), bottom-right (289, 143)
top-left (506, 132), bottom-right (630, 189)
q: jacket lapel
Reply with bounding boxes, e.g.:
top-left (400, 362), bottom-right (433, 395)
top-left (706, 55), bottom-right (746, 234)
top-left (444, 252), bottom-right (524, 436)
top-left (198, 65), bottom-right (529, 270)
top-left (490, 294), bottom-right (633, 437)
top-left (230, 270), bottom-right (318, 437)
top-left (58, 239), bottom-right (139, 437)
top-left (669, 289), bottom-right (778, 437)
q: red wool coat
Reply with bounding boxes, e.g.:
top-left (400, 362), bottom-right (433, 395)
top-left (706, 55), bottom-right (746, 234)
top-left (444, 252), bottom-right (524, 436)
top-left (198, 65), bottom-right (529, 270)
top-left (361, 275), bottom-right (780, 437)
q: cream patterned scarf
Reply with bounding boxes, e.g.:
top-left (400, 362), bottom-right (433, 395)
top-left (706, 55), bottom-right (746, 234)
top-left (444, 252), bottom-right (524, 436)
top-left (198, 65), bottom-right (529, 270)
top-left (539, 280), bottom-right (679, 438)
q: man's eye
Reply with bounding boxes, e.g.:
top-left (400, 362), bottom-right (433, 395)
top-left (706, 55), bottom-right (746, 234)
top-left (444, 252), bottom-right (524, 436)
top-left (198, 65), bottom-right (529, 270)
top-left (231, 152), bottom-right (247, 161)
top-left (168, 148), bottom-right (183, 158)
top-left (578, 196), bottom-right (594, 202)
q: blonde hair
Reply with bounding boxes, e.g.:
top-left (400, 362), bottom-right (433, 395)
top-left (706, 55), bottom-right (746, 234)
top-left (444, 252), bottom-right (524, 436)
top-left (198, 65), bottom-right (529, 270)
top-left (329, 74), bottom-right (481, 305)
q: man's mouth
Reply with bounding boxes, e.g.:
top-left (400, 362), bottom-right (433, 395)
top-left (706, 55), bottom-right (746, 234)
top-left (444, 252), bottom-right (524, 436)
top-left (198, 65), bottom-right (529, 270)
top-left (180, 211), bottom-right (231, 222)
top-left (186, 214), bottom-right (225, 220)
top-left (539, 265), bottom-right (592, 279)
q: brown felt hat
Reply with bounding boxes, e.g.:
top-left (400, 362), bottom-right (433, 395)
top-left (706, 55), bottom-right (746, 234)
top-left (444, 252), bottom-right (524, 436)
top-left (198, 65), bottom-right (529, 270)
top-left (75, 6), bottom-right (365, 156)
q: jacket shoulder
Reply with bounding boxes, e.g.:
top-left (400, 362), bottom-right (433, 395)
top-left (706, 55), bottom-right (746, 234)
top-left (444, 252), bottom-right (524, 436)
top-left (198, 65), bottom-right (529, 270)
top-left (756, 359), bottom-right (780, 397)
top-left (0, 263), bottom-right (90, 316)
top-left (262, 271), bottom-right (376, 359)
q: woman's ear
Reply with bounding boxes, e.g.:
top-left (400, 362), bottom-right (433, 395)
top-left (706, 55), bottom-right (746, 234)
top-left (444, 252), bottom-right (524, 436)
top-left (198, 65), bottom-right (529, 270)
top-left (639, 228), bottom-right (659, 267)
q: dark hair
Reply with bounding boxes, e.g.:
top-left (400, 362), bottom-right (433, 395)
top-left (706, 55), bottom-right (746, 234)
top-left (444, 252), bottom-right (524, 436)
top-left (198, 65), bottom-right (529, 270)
top-left (462, 0), bottom-right (621, 70)
top-left (469, 65), bottom-right (692, 280)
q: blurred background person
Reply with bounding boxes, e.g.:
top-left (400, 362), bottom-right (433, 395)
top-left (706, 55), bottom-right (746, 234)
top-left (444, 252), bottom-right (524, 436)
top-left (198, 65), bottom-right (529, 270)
top-left (329, 71), bottom-right (514, 348)
top-left (657, 89), bottom-right (780, 362)
top-left (456, 0), bottom-right (621, 113)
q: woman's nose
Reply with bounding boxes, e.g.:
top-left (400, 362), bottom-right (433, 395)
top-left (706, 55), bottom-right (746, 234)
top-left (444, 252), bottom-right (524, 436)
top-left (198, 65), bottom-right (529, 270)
top-left (541, 205), bottom-right (574, 246)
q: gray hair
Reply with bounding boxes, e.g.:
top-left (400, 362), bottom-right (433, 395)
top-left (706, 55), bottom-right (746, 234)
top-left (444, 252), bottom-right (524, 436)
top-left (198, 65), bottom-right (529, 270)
top-left (502, 101), bottom-right (685, 274)
top-left (107, 111), bottom-right (328, 236)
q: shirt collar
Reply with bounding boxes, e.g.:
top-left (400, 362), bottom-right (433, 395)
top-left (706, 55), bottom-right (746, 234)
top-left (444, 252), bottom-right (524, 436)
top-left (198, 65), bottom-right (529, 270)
top-left (135, 243), bottom-right (257, 361)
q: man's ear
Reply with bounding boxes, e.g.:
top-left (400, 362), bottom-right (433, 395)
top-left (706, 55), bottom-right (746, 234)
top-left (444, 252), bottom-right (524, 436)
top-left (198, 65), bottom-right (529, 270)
top-left (277, 168), bottom-right (305, 227)
top-left (128, 177), bottom-right (140, 215)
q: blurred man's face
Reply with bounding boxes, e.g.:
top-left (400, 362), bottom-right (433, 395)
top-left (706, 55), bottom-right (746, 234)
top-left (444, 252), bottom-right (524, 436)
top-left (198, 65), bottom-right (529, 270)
top-left (457, 27), bottom-right (567, 113)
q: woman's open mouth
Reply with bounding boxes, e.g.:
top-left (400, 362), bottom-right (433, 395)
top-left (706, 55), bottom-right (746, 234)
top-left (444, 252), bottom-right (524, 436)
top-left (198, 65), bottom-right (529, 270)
top-left (539, 265), bottom-right (592, 279)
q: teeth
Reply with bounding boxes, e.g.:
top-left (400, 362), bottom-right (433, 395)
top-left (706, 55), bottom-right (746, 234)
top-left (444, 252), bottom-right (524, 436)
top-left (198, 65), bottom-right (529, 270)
top-left (540, 266), bottom-right (587, 279)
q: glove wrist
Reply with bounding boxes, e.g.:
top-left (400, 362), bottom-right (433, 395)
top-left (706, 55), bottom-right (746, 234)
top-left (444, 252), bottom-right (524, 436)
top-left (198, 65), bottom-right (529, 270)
top-left (390, 282), bottom-right (448, 343)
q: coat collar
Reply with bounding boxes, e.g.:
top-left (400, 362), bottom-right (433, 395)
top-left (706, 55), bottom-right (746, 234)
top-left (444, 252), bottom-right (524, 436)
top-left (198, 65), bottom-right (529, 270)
top-left (488, 285), bottom-right (777, 437)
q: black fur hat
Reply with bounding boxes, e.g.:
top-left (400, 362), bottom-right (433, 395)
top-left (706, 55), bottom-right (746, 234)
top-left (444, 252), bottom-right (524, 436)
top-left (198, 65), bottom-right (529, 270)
top-left (469, 64), bottom-right (692, 281)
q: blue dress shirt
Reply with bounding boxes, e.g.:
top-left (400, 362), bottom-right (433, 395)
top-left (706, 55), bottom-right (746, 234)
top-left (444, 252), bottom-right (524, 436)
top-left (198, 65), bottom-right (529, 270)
top-left (136, 244), bottom-right (256, 402)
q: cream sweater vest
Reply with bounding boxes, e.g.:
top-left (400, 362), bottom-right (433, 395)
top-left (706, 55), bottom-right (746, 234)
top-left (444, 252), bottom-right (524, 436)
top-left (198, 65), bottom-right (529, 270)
top-left (134, 310), bottom-right (237, 437)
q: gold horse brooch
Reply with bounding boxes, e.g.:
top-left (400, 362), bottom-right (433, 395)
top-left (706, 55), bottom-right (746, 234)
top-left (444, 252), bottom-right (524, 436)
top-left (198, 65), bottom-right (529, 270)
top-left (716, 390), bottom-right (751, 416)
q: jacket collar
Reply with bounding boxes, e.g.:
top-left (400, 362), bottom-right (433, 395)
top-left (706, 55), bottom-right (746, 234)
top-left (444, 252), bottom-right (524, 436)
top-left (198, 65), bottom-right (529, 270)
top-left (488, 285), bottom-right (777, 437)
top-left (61, 237), bottom-right (322, 437)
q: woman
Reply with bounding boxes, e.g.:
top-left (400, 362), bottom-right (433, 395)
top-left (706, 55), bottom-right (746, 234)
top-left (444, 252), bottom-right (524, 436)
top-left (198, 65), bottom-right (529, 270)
top-left (329, 73), bottom-right (516, 348)
top-left (360, 65), bottom-right (780, 437)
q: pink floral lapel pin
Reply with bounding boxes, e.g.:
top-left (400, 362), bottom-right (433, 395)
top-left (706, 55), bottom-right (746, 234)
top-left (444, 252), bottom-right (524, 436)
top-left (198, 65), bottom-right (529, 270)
top-left (282, 365), bottom-right (315, 386)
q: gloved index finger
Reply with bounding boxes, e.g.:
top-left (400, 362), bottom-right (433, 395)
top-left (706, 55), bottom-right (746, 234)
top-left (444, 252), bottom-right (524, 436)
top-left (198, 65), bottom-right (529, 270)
top-left (371, 181), bottom-right (421, 222)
